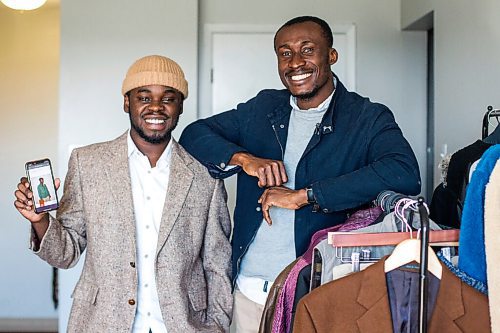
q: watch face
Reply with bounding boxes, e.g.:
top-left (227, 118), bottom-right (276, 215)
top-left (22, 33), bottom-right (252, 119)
top-left (307, 187), bottom-right (315, 203)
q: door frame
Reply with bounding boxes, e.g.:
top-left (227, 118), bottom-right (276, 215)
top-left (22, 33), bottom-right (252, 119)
top-left (199, 23), bottom-right (356, 119)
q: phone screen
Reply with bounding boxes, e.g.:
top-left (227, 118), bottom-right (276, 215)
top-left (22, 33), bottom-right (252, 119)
top-left (25, 158), bottom-right (59, 213)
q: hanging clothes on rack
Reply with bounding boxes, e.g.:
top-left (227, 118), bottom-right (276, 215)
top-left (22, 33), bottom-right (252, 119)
top-left (314, 208), bottom-right (443, 287)
top-left (269, 206), bottom-right (382, 333)
top-left (292, 254), bottom-right (491, 333)
top-left (280, 196), bottom-right (429, 333)
top-left (259, 258), bottom-right (300, 333)
top-left (429, 140), bottom-right (492, 228)
top-left (484, 159), bottom-right (500, 332)
top-left (429, 106), bottom-right (500, 229)
top-left (458, 144), bottom-right (500, 285)
top-left (292, 198), bottom-right (489, 333)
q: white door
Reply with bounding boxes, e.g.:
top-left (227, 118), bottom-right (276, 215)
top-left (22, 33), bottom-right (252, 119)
top-left (203, 24), bottom-right (356, 218)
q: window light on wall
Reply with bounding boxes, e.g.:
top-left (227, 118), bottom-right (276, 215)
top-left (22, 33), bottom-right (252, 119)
top-left (0, 0), bottom-right (47, 10)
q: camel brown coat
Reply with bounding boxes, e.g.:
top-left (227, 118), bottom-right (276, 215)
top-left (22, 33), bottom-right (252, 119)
top-left (294, 256), bottom-right (490, 333)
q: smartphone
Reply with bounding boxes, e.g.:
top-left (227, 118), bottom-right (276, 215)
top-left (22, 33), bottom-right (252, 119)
top-left (25, 158), bottom-right (59, 214)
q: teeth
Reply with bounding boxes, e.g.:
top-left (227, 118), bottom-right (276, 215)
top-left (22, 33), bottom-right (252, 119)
top-left (145, 119), bottom-right (165, 124)
top-left (291, 73), bottom-right (312, 81)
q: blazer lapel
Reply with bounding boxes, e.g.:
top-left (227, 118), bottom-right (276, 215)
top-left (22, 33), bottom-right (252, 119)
top-left (156, 141), bottom-right (194, 256)
top-left (427, 267), bottom-right (465, 333)
top-left (103, 132), bottom-right (136, 250)
top-left (357, 258), bottom-right (467, 333)
top-left (356, 259), bottom-right (395, 333)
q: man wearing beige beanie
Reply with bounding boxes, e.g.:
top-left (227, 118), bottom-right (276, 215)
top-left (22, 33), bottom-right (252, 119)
top-left (14, 55), bottom-right (233, 332)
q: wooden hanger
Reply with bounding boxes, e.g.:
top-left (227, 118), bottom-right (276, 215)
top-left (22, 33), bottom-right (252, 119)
top-left (328, 229), bottom-right (459, 247)
top-left (384, 238), bottom-right (442, 279)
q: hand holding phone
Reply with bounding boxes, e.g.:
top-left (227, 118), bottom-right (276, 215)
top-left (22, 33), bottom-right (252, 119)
top-left (24, 158), bottom-right (60, 214)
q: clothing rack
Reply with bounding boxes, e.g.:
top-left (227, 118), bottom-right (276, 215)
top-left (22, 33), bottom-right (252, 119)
top-left (328, 229), bottom-right (459, 247)
top-left (482, 105), bottom-right (500, 139)
top-left (328, 197), bottom-right (458, 333)
top-left (418, 197), bottom-right (429, 333)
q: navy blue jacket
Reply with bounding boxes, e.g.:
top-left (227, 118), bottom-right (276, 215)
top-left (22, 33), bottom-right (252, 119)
top-left (179, 78), bottom-right (421, 282)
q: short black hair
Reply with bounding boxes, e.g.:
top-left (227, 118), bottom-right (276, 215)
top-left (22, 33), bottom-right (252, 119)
top-left (274, 16), bottom-right (334, 49)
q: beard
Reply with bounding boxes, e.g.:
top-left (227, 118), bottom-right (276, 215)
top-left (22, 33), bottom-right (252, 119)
top-left (128, 111), bottom-right (178, 145)
top-left (291, 84), bottom-right (321, 101)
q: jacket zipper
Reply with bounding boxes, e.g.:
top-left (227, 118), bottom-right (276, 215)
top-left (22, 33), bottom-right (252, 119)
top-left (234, 123), bottom-right (284, 288)
top-left (234, 228), bottom-right (260, 289)
top-left (271, 124), bottom-right (285, 160)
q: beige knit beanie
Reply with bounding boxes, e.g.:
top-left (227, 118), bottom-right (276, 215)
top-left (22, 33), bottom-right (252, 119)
top-left (121, 55), bottom-right (188, 98)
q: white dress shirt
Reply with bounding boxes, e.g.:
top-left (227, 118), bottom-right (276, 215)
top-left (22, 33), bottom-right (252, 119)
top-left (128, 132), bottom-right (172, 333)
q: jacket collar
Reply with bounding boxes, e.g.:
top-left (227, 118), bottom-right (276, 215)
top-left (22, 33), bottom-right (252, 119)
top-left (266, 73), bottom-right (345, 135)
top-left (355, 257), bottom-right (467, 333)
top-left (101, 132), bottom-right (195, 258)
top-left (155, 141), bottom-right (194, 256)
top-left (103, 132), bottom-right (137, 254)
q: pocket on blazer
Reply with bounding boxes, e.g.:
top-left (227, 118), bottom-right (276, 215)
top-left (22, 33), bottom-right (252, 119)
top-left (179, 205), bottom-right (207, 218)
top-left (71, 282), bottom-right (99, 305)
top-left (188, 271), bottom-right (208, 311)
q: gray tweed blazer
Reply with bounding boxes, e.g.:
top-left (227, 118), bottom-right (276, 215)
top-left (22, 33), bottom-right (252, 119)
top-left (32, 132), bottom-right (233, 332)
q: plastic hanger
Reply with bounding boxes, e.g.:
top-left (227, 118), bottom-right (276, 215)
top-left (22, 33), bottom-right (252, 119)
top-left (384, 238), bottom-right (442, 279)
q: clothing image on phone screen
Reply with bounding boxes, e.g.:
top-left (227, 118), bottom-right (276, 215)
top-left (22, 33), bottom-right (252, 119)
top-left (25, 159), bottom-right (59, 213)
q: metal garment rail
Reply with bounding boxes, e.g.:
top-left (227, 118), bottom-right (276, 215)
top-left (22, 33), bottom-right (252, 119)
top-left (418, 197), bottom-right (430, 333)
top-left (482, 105), bottom-right (500, 139)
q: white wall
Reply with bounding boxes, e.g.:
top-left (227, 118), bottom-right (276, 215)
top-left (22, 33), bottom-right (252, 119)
top-left (0, 4), bottom-right (59, 326)
top-left (56, 1), bottom-right (198, 330)
top-left (402, 0), bottom-right (500, 186)
top-left (200, 0), bottom-right (428, 196)
top-left (59, 0), bottom-right (199, 173)
top-left (10, 0), bottom-right (497, 328)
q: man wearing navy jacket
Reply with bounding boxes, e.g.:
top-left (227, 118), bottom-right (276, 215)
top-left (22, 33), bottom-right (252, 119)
top-left (180, 16), bottom-right (421, 332)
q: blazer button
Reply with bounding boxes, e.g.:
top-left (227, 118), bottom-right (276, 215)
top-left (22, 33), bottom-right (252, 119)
top-left (128, 299), bottom-right (136, 305)
top-left (129, 262), bottom-right (135, 268)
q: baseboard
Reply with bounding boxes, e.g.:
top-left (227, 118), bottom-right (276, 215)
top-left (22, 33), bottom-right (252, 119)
top-left (0, 318), bottom-right (57, 332)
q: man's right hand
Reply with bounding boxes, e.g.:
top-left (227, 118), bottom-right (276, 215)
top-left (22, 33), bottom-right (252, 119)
top-left (14, 177), bottom-right (60, 223)
top-left (230, 152), bottom-right (288, 187)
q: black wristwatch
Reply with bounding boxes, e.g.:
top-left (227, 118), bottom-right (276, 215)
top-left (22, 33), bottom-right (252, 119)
top-left (306, 186), bottom-right (316, 204)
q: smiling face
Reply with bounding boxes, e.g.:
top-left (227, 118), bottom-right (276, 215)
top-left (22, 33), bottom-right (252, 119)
top-left (274, 21), bottom-right (337, 109)
top-left (124, 84), bottom-right (183, 147)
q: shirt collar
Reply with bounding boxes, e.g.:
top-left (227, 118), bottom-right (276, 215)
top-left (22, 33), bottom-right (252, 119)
top-left (127, 130), bottom-right (173, 169)
top-left (290, 76), bottom-right (336, 112)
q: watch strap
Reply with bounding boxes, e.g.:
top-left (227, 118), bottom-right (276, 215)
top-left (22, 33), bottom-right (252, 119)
top-left (306, 186), bottom-right (316, 204)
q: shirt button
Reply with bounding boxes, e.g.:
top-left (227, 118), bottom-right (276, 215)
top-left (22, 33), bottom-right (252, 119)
top-left (147, 170), bottom-right (151, 174)
top-left (239, 246), bottom-right (243, 250)
top-left (146, 196), bottom-right (151, 200)
top-left (256, 207), bottom-right (261, 212)
top-left (147, 312), bottom-right (151, 316)
top-left (144, 283), bottom-right (149, 288)
top-left (280, 124), bottom-right (285, 128)
top-left (323, 208), bottom-right (329, 213)
top-left (145, 254), bottom-right (149, 258)
top-left (145, 225), bottom-right (150, 229)
top-left (129, 262), bottom-right (135, 268)
top-left (128, 299), bottom-right (136, 305)
top-left (220, 162), bottom-right (226, 168)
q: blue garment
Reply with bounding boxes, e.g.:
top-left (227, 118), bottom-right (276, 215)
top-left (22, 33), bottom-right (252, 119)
top-left (437, 251), bottom-right (488, 295)
top-left (179, 76), bottom-right (421, 284)
top-left (458, 144), bottom-right (500, 284)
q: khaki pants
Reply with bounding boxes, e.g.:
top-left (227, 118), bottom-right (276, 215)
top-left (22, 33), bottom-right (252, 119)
top-left (230, 288), bottom-right (265, 333)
